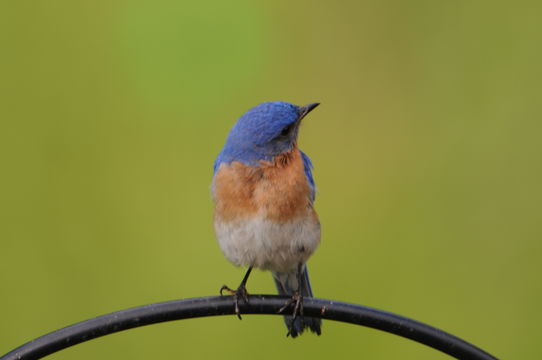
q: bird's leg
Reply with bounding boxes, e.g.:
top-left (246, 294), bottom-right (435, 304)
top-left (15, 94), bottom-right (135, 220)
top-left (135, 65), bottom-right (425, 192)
top-left (294, 263), bottom-right (305, 321)
top-left (278, 264), bottom-right (305, 329)
top-left (220, 266), bottom-right (253, 320)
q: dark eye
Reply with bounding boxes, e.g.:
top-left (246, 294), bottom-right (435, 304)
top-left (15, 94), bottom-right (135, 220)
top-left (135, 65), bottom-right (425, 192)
top-left (280, 124), bottom-right (293, 137)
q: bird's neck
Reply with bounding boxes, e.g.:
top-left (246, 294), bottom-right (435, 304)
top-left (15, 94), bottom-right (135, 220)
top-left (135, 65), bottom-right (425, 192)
top-left (219, 144), bottom-right (297, 169)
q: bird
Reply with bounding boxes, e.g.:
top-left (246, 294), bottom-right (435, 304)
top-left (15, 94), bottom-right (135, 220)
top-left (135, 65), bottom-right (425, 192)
top-left (211, 101), bottom-right (322, 337)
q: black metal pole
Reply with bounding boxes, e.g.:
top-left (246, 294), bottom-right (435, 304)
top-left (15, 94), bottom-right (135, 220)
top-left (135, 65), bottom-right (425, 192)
top-left (0, 295), bottom-right (498, 360)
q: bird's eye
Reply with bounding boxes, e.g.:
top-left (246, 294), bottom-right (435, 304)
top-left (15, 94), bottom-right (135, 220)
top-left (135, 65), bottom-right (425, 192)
top-left (280, 124), bottom-right (292, 137)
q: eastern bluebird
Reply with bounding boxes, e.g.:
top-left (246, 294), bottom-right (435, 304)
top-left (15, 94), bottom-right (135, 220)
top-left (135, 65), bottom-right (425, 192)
top-left (211, 101), bottom-right (321, 337)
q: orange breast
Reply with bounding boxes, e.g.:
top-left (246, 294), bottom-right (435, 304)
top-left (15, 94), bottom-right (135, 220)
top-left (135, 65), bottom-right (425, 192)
top-left (213, 149), bottom-right (314, 223)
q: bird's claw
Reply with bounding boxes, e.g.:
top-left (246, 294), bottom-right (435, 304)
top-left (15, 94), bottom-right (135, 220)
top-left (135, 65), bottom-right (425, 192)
top-left (278, 291), bottom-right (304, 335)
top-left (220, 284), bottom-right (249, 320)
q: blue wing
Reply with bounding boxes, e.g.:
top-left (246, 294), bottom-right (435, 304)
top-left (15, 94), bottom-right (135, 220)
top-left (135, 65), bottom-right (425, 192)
top-left (213, 153), bottom-right (221, 174)
top-left (300, 150), bottom-right (316, 202)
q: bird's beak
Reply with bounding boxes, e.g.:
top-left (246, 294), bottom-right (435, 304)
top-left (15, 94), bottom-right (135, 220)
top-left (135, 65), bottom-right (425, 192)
top-left (298, 103), bottom-right (320, 121)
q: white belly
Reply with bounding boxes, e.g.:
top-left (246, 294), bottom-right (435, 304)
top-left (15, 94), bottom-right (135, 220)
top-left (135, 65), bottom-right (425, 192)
top-left (214, 215), bottom-right (320, 272)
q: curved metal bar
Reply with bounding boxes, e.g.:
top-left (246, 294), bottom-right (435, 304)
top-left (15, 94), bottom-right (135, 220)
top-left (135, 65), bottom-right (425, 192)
top-left (0, 295), bottom-right (498, 360)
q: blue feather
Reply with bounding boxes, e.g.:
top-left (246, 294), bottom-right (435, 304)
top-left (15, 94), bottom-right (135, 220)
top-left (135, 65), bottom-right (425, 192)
top-left (214, 101), bottom-right (302, 170)
top-left (300, 150), bottom-right (316, 202)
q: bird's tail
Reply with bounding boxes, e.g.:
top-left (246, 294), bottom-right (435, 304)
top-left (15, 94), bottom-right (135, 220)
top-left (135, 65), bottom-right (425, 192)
top-left (272, 265), bottom-right (322, 337)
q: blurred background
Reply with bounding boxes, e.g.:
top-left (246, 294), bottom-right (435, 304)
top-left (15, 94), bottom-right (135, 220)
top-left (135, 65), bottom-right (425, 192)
top-left (1, 1), bottom-right (541, 359)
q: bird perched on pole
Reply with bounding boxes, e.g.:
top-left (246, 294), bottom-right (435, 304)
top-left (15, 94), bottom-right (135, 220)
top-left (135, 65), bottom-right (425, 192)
top-left (211, 101), bottom-right (322, 337)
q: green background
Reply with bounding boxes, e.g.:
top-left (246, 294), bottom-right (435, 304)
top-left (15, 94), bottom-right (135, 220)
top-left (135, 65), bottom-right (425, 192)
top-left (1, 1), bottom-right (541, 359)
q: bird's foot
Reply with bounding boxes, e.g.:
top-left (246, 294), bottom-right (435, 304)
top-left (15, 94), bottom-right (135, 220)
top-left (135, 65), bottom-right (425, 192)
top-left (220, 284), bottom-right (249, 320)
top-left (278, 291), bottom-right (304, 336)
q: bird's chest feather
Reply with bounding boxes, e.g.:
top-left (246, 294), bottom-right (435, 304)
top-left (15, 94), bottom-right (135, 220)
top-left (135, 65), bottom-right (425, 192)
top-left (212, 149), bottom-right (320, 270)
top-left (212, 149), bottom-right (312, 223)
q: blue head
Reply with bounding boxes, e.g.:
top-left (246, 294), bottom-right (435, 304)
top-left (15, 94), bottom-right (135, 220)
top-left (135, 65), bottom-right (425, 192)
top-left (214, 101), bottom-right (319, 170)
